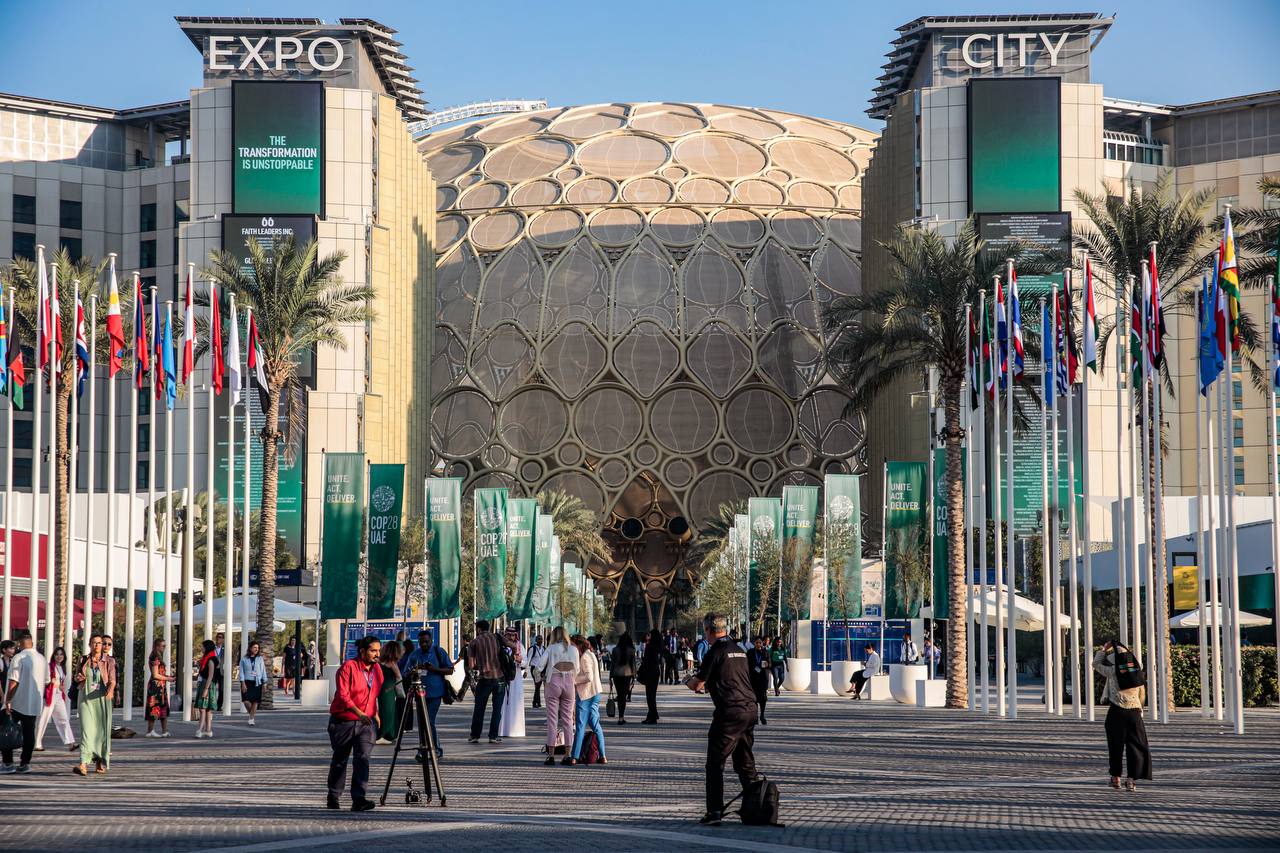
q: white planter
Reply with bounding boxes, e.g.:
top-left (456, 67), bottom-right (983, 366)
top-left (889, 663), bottom-right (928, 704)
top-left (300, 678), bottom-right (331, 707)
top-left (831, 660), bottom-right (860, 695)
top-left (808, 670), bottom-right (836, 694)
top-left (783, 657), bottom-right (810, 692)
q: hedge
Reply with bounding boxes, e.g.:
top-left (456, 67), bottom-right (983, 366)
top-left (1090, 645), bottom-right (1278, 708)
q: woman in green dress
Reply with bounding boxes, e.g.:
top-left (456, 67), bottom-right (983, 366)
top-left (74, 634), bottom-right (114, 776)
top-left (195, 639), bottom-right (221, 737)
top-left (375, 642), bottom-right (403, 744)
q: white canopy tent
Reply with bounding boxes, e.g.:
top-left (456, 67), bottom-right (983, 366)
top-left (1169, 605), bottom-right (1272, 629)
top-left (968, 589), bottom-right (1078, 632)
top-left (173, 593), bottom-right (319, 630)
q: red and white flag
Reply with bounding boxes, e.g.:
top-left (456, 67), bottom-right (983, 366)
top-left (247, 309), bottom-right (267, 389)
top-left (182, 266), bottom-right (195, 385)
top-left (209, 282), bottom-right (224, 396)
top-left (226, 294), bottom-right (240, 406)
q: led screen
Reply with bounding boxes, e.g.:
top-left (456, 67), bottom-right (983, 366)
top-left (969, 78), bottom-right (1060, 213)
top-left (233, 81), bottom-right (323, 214)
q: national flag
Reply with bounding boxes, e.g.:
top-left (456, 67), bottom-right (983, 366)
top-left (153, 287), bottom-right (164, 402)
top-left (51, 264), bottom-right (63, 375)
top-left (1219, 209), bottom-right (1241, 352)
top-left (1054, 292), bottom-right (1068, 396)
top-left (1271, 269), bottom-right (1279, 391)
top-left (1140, 263), bottom-right (1157, 380)
top-left (0, 279), bottom-right (8, 391)
top-left (227, 296), bottom-right (241, 407)
top-left (1130, 273), bottom-right (1144, 385)
top-left (74, 293), bottom-right (90, 397)
top-left (181, 266), bottom-right (195, 385)
top-left (36, 250), bottom-right (50, 372)
top-left (247, 309), bottom-right (267, 390)
top-left (1061, 269), bottom-right (1079, 383)
top-left (1148, 246), bottom-right (1166, 371)
top-left (1042, 300), bottom-right (1055, 406)
top-left (982, 299), bottom-right (995, 401)
top-left (4, 312), bottom-right (25, 411)
top-left (968, 306), bottom-right (981, 410)
top-left (994, 275), bottom-right (1008, 384)
top-left (106, 260), bottom-right (125, 377)
top-left (1008, 267), bottom-right (1025, 380)
top-left (132, 274), bottom-right (150, 390)
top-left (210, 282), bottom-right (224, 395)
top-left (1082, 254), bottom-right (1098, 372)
top-left (161, 308), bottom-right (177, 411)
top-left (1213, 254), bottom-right (1229, 365)
top-left (1198, 272), bottom-right (1222, 395)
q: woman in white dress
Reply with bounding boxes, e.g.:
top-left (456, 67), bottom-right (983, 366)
top-left (35, 646), bottom-right (75, 751)
top-left (499, 625), bottom-right (526, 737)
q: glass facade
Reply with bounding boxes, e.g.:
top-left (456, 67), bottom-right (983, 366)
top-left (421, 102), bottom-right (875, 608)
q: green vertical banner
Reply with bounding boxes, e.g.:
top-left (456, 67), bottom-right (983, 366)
top-left (365, 463), bottom-right (405, 620)
top-left (747, 497), bottom-right (783, 626)
top-left (885, 461), bottom-right (927, 619)
top-left (931, 449), bottom-right (957, 620)
top-left (780, 485), bottom-right (819, 620)
top-left (320, 453), bottom-right (365, 620)
top-left (505, 498), bottom-right (538, 620)
top-left (425, 478), bottom-right (463, 619)
top-left (824, 474), bottom-right (863, 619)
top-left (531, 515), bottom-right (555, 621)
top-left (473, 488), bottom-right (508, 621)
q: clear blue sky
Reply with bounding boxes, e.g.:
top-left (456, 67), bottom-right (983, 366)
top-left (1, 1), bottom-right (1276, 128)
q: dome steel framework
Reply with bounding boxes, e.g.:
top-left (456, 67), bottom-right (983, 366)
top-left (421, 102), bottom-right (875, 621)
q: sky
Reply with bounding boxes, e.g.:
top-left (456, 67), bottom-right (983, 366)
top-left (1, 1), bottom-right (1277, 128)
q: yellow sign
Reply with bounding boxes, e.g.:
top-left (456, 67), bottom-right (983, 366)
top-left (1173, 565), bottom-right (1199, 611)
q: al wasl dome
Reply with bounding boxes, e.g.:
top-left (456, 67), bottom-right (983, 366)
top-left (421, 102), bottom-right (876, 626)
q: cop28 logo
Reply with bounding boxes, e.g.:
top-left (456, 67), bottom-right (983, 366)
top-left (478, 506), bottom-right (504, 531)
top-left (752, 515), bottom-right (775, 537)
top-left (828, 495), bottom-right (855, 522)
top-left (371, 485), bottom-right (396, 514)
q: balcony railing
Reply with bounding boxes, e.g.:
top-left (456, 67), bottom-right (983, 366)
top-left (1103, 130), bottom-right (1165, 165)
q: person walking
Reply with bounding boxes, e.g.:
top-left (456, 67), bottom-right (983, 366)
top-left (567, 635), bottom-right (607, 765)
top-left (194, 639), bottom-right (220, 738)
top-left (35, 646), bottom-right (75, 753)
top-left (609, 632), bottom-right (636, 725)
top-left (2, 631), bottom-right (46, 774)
top-left (747, 636), bottom-right (772, 725)
top-left (101, 635), bottom-right (120, 710)
top-left (922, 636), bottom-right (941, 679)
top-left (402, 629), bottom-right (453, 757)
top-left (687, 613), bottom-right (759, 826)
top-left (375, 642), bottom-right (403, 745)
top-left (467, 620), bottom-right (514, 744)
top-left (527, 633), bottom-right (547, 709)
top-left (768, 637), bottom-right (787, 696)
top-left (239, 640), bottom-right (268, 726)
top-left (73, 634), bottom-right (113, 776)
top-left (637, 628), bottom-right (664, 724)
top-left (327, 635), bottom-right (383, 811)
top-left (541, 626), bottom-right (578, 764)
top-left (144, 638), bottom-right (175, 737)
top-left (283, 637), bottom-right (300, 696)
top-left (664, 628), bottom-right (680, 684)
top-left (849, 643), bottom-right (880, 699)
top-left (1094, 641), bottom-right (1152, 791)
top-left (499, 625), bottom-right (526, 738)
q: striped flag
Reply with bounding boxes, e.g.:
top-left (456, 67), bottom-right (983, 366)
top-left (1213, 255), bottom-right (1230, 365)
top-left (1220, 209), bottom-right (1241, 352)
top-left (106, 260), bottom-right (125, 377)
top-left (1054, 290), bottom-right (1068, 396)
top-left (161, 308), bottom-right (177, 411)
top-left (968, 305), bottom-right (981, 410)
top-left (1141, 263), bottom-right (1156, 379)
top-left (133, 274), bottom-right (150, 390)
top-left (74, 293), bottom-right (90, 397)
top-left (0, 279), bottom-right (8, 392)
top-left (4, 309), bottom-right (25, 411)
top-left (1130, 273), bottom-right (1144, 385)
top-left (994, 275), bottom-right (1008, 384)
top-left (1042, 300), bottom-right (1055, 406)
top-left (1148, 246), bottom-right (1165, 370)
top-left (210, 282), bottom-right (224, 395)
top-left (1061, 269), bottom-right (1079, 383)
top-left (153, 288), bottom-right (164, 402)
top-left (182, 266), bottom-right (195, 385)
top-left (51, 264), bottom-right (63, 375)
top-left (1008, 267), bottom-right (1025, 380)
top-left (1082, 254), bottom-right (1098, 372)
top-left (227, 296), bottom-right (241, 407)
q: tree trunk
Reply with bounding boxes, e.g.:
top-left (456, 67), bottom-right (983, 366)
top-left (942, 372), bottom-right (968, 709)
top-left (55, 377), bottom-right (71, 651)
top-left (255, 384), bottom-right (282, 709)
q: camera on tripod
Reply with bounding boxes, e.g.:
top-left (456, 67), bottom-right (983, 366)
top-left (379, 673), bottom-right (448, 808)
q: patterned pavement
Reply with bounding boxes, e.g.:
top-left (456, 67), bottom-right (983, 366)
top-left (3, 684), bottom-right (1279, 852)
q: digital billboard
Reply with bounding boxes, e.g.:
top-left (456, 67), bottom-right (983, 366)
top-left (968, 77), bottom-right (1060, 213)
top-left (233, 81), bottom-right (323, 214)
top-left (221, 215), bottom-right (317, 272)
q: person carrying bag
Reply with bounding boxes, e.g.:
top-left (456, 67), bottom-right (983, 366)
top-left (1093, 640), bottom-right (1152, 792)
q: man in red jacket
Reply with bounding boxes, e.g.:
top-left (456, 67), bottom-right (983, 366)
top-left (327, 635), bottom-right (383, 811)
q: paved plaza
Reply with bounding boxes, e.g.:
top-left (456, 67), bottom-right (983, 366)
top-left (3, 685), bottom-right (1279, 852)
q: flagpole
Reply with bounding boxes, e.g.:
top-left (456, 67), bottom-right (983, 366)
top-left (1078, 258), bottom-right (1096, 722)
top-left (2, 289), bottom-right (13, 641)
top-left (163, 301), bottom-right (175, 679)
top-left (67, 281), bottom-right (79, 657)
top-left (124, 279), bottom-right (139, 723)
top-left (182, 266), bottom-right (196, 722)
top-left (1268, 274), bottom-right (1280, 711)
top-left (1049, 285), bottom-right (1063, 717)
top-left (1215, 310), bottom-right (1233, 725)
top-left (1004, 259), bottom-right (1017, 720)
top-left (44, 259), bottom-right (58, 657)
top-left (1064, 280), bottom-right (1082, 720)
top-left (1222, 332), bottom-right (1243, 736)
top-left (1194, 300), bottom-right (1209, 718)
top-left (204, 304), bottom-right (215, 669)
top-left (978, 291), bottom-right (990, 715)
top-left (102, 278), bottom-right (114, 655)
top-left (240, 310), bottom-right (250, 658)
top-left (29, 245), bottom-right (45, 644)
top-left (145, 280), bottom-right (156, 682)
top-left (89, 265), bottom-right (105, 655)
top-left (1039, 296), bottom-right (1053, 715)
top-left (991, 276), bottom-right (1005, 718)
top-left (964, 303), bottom-right (975, 711)
top-left (1148, 246), bottom-right (1170, 726)
top-left (1204, 361), bottom-right (1222, 720)
top-left (1125, 274), bottom-right (1143, 676)
top-left (221, 290), bottom-right (235, 716)
top-left (1114, 274), bottom-right (1129, 646)
top-left (1139, 260), bottom-right (1157, 721)
top-left (879, 460), bottom-right (887, 667)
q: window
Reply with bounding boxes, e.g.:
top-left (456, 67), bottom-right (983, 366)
top-left (12, 195), bottom-right (36, 226)
top-left (61, 236), bottom-right (82, 261)
top-left (1232, 380), bottom-right (1243, 407)
top-left (1234, 458), bottom-right (1245, 485)
top-left (12, 231), bottom-right (35, 261)
top-left (139, 202), bottom-right (157, 233)
top-left (59, 199), bottom-right (82, 230)
top-left (137, 423), bottom-right (150, 452)
top-left (13, 420), bottom-right (32, 450)
top-left (137, 391), bottom-right (151, 417)
top-left (140, 240), bottom-right (156, 269)
top-left (12, 458), bottom-right (32, 489)
top-left (174, 198), bottom-right (189, 224)
top-left (1233, 418), bottom-right (1244, 447)
top-left (135, 460), bottom-right (148, 490)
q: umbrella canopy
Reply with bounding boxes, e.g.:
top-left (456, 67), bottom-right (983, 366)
top-left (968, 589), bottom-right (1078, 632)
top-left (1169, 605), bottom-right (1272, 629)
top-left (173, 593), bottom-right (319, 628)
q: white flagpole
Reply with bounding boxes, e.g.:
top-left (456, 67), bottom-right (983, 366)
top-left (29, 245), bottom-right (45, 644)
top-left (1139, 261), bottom-right (1158, 721)
top-left (240, 315), bottom-right (250, 658)
top-left (44, 258), bottom-right (58, 657)
top-left (1205, 352), bottom-right (1222, 720)
top-left (1215, 313), bottom-right (1233, 725)
top-left (1039, 296), bottom-right (1053, 715)
top-left (183, 266), bottom-right (196, 722)
top-left (1268, 274), bottom-right (1280, 711)
top-left (67, 281), bottom-right (79, 657)
top-left (1064, 281), bottom-right (1082, 720)
top-left (879, 461), bottom-right (887, 666)
top-left (1114, 277), bottom-right (1129, 645)
top-left (978, 291), bottom-right (990, 715)
top-left (224, 292), bottom-right (238, 716)
top-left (1078, 259), bottom-right (1096, 722)
top-left (991, 276), bottom-right (1005, 718)
top-left (964, 304), bottom-right (976, 711)
top-left (1149, 247), bottom-right (1170, 726)
top-left (205, 311), bottom-right (216, 663)
top-left (124, 281), bottom-right (139, 722)
top-left (1125, 275), bottom-right (1143, 675)
top-left (1049, 293), bottom-right (1064, 717)
top-left (2, 289), bottom-right (13, 641)
top-left (1222, 338), bottom-right (1243, 736)
top-left (144, 280), bottom-right (156, 679)
top-left (1194, 330), bottom-right (1209, 717)
top-left (103, 285), bottom-right (115, 651)
top-left (163, 302), bottom-right (174, 678)
top-left (1004, 260), bottom-right (1017, 720)
top-left (88, 267), bottom-right (103, 656)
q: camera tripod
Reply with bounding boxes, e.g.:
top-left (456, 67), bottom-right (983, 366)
top-left (378, 681), bottom-right (448, 807)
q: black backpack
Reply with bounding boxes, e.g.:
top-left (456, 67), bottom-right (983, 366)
top-left (1111, 643), bottom-right (1146, 691)
top-left (732, 776), bottom-right (784, 827)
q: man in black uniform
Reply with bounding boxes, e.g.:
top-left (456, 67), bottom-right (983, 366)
top-left (686, 613), bottom-right (758, 826)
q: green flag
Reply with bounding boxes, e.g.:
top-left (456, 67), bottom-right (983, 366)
top-left (505, 498), bottom-right (538, 620)
top-left (365, 463), bottom-right (404, 620)
top-left (824, 474), bottom-right (863, 619)
top-left (474, 487), bottom-right (508, 621)
top-left (780, 485), bottom-right (818, 621)
top-left (884, 461), bottom-right (927, 619)
top-left (425, 477), bottom-right (462, 618)
top-left (931, 449), bottom-right (956, 620)
top-left (747, 497), bottom-right (783, 628)
top-left (531, 515), bottom-right (555, 621)
top-left (319, 453), bottom-right (365, 620)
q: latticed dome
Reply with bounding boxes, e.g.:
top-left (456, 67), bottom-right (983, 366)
top-left (421, 102), bottom-right (875, 614)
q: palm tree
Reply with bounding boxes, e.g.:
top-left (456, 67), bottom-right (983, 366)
top-left (534, 488), bottom-right (611, 568)
top-left (823, 220), bottom-right (1045, 709)
top-left (203, 237), bottom-right (372, 708)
